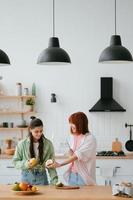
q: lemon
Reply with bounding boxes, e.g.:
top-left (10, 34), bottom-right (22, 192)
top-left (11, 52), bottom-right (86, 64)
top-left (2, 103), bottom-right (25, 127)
top-left (30, 158), bottom-right (37, 166)
top-left (31, 186), bottom-right (37, 192)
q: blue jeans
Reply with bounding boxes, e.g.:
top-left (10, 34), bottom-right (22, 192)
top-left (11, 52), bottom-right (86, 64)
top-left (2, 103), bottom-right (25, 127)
top-left (21, 169), bottom-right (48, 185)
top-left (68, 172), bottom-right (85, 186)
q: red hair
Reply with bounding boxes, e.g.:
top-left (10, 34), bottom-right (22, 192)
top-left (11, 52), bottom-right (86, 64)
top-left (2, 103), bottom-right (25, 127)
top-left (68, 112), bottom-right (89, 135)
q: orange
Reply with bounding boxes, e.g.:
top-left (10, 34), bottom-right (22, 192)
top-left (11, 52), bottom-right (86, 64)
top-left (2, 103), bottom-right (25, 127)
top-left (19, 182), bottom-right (28, 191)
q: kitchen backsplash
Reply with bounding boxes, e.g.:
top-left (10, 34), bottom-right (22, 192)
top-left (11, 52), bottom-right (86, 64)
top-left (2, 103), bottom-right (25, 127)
top-left (0, 98), bottom-right (131, 155)
top-left (0, 0), bottom-right (133, 156)
top-left (37, 109), bottom-right (131, 155)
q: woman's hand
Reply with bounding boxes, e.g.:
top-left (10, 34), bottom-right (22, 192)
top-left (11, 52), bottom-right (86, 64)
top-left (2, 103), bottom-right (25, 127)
top-left (46, 161), bottom-right (61, 169)
top-left (28, 160), bottom-right (34, 168)
top-left (47, 154), bottom-right (78, 168)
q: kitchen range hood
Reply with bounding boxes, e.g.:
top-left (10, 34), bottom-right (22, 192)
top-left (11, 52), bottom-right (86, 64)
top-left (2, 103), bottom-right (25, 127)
top-left (89, 77), bottom-right (126, 112)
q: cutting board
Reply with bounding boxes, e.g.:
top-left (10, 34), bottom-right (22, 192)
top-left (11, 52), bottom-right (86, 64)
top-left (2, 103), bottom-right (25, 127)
top-left (55, 185), bottom-right (80, 190)
top-left (112, 138), bottom-right (122, 152)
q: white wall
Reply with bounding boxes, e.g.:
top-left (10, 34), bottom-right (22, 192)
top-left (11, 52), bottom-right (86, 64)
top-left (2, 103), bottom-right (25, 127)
top-left (0, 0), bottom-right (133, 153)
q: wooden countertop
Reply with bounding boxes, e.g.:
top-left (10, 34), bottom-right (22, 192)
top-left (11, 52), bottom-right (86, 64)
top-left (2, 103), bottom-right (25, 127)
top-left (0, 153), bottom-right (133, 160)
top-left (0, 185), bottom-right (132, 200)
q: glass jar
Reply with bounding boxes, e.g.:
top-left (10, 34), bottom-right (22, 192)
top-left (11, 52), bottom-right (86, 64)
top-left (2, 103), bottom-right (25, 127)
top-left (16, 83), bottom-right (22, 96)
top-left (24, 88), bottom-right (29, 96)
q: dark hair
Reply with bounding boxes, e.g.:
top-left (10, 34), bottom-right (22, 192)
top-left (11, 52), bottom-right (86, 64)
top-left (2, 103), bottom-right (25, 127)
top-left (68, 112), bottom-right (89, 135)
top-left (29, 116), bottom-right (44, 164)
top-left (30, 116), bottom-right (43, 128)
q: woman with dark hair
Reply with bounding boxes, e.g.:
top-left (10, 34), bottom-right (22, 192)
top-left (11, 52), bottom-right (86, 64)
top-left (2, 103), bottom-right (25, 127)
top-left (13, 116), bottom-right (58, 185)
top-left (47, 112), bottom-right (96, 186)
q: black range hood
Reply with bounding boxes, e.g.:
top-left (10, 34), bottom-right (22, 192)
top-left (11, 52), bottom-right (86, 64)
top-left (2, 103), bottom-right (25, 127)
top-left (89, 77), bottom-right (126, 112)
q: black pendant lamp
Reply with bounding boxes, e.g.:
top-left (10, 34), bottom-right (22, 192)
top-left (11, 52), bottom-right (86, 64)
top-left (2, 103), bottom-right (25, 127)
top-left (37, 0), bottom-right (71, 65)
top-left (0, 49), bottom-right (10, 65)
top-left (99, 0), bottom-right (133, 63)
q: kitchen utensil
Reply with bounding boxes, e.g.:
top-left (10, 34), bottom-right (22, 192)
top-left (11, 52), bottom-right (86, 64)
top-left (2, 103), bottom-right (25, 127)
top-left (55, 185), bottom-right (80, 190)
top-left (125, 123), bottom-right (133, 152)
top-left (112, 138), bottom-right (122, 152)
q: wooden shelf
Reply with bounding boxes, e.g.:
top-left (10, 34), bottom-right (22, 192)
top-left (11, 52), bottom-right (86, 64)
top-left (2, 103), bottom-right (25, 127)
top-left (0, 127), bottom-right (28, 131)
top-left (0, 111), bottom-right (36, 114)
top-left (0, 94), bottom-right (37, 138)
top-left (0, 95), bottom-right (35, 99)
top-left (0, 154), bottom-right (13, 159)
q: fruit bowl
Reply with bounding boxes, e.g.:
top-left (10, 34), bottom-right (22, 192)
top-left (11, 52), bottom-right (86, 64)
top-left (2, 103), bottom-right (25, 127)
top-left (11, 182), bottom-right (38, 195)
top-left (12, 190), bottom-right (39, 195)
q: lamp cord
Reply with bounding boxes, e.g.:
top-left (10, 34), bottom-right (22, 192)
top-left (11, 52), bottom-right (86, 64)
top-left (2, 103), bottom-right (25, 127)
top-left (53, 0), bottom-right (55, 37)
top-left (115, 0), bottom-right (117, 35)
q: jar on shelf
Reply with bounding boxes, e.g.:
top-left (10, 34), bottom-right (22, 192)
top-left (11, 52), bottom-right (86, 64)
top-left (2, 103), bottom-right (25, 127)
top-left (23, 88), bottom-right (29, 96)
top-left (16, 83), bottom-right (22, 96)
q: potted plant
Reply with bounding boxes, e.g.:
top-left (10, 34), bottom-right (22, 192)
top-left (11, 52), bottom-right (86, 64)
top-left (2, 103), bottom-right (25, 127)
top-left (25, 98), bottom-right (35, 112)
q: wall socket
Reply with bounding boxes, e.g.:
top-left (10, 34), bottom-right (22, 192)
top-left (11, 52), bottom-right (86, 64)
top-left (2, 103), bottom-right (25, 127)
top-left (0, 76), bottom-right (3, 80)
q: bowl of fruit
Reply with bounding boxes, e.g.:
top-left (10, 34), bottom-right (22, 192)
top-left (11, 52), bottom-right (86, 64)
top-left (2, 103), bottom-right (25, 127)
top-left (12, 182), bottom-right (38, 195)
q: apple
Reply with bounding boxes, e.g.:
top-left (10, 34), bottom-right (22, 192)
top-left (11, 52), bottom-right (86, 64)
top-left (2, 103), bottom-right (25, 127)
top-left (45, 159), bottom-right (53, 167)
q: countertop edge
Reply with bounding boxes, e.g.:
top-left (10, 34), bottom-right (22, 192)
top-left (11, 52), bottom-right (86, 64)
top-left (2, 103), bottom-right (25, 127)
top-left (0, 154), bottom-right (133, 160)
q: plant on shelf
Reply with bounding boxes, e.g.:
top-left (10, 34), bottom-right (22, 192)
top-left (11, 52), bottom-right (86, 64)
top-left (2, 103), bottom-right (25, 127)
top-left (25, 98), bottom-right (35, 112)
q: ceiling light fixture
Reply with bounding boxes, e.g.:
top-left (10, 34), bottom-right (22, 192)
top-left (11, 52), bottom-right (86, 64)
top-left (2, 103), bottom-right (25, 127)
top-left (37, 0), bottom-right (71, 65)
top-left (99, 0), bottom-right (133, 63)
top-left (0, 49), bottom-right (10, 65)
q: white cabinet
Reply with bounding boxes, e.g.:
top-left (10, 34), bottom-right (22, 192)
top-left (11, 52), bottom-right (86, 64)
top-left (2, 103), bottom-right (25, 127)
top-left (0, 159), bottom-right (21, 184)
top-left (1, 158), bottom-right (132, 185)
top-left (55, 158), bottom-right (133, 186)
top-left (96, 159), bottom-right (133, 186)
top-left (48, 158), bottom-right (133, 186)
top-left (0, 158), bottom-right (68, 185)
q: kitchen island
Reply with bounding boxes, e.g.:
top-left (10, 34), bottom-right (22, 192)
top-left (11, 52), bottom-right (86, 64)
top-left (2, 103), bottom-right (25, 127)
top-left (0, 185), bottom-right (132, 200)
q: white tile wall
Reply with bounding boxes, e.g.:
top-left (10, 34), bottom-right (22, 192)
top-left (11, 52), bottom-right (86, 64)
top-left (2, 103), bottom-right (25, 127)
top-left (0, 0), bottom-right (133, 154)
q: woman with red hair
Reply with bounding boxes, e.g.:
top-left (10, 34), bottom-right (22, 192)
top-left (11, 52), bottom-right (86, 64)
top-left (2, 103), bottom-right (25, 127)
top-left (47, 112), bottom-right (96, 186)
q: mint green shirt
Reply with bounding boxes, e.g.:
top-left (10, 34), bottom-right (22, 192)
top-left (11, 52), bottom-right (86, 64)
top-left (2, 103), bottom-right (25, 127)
top-left (12, 137), bottom-right (58, 185)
